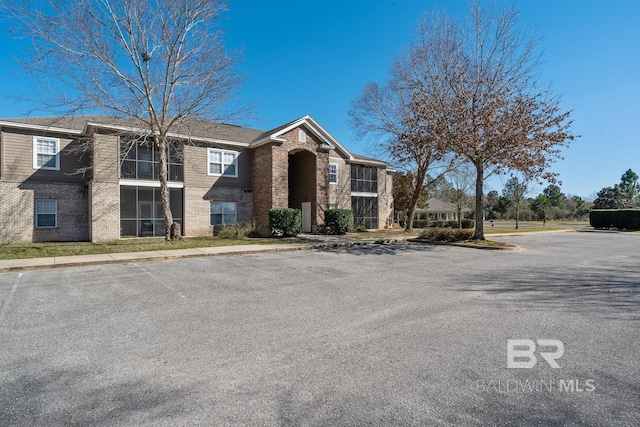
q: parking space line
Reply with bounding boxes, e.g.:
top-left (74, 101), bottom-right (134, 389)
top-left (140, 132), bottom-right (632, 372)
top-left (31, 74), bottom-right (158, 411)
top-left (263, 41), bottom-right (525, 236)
top-left (133, 263), bottom-right (186, 299)
top-left (1, 272), bottom-right (23, 323)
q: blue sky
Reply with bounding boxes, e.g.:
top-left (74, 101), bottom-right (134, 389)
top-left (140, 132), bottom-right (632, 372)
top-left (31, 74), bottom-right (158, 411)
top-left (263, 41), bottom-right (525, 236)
top-left (1, 1), bottom-right (638, 199)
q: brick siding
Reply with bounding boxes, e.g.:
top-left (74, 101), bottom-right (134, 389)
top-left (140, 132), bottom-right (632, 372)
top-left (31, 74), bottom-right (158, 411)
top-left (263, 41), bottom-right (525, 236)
top-left (0, 181), bottom-right (89, 243)
top-left (184, 186), bottom-right (253, 237)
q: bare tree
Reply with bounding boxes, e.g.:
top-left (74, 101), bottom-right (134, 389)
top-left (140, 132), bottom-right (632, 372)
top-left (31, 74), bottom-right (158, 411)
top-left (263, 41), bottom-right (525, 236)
top-left (349, 52), bottom-right (454, 232)
top-left (5, 0), bottom-right (245, 240)
top-left (443, 164), bottom-right (474, 228)
top-left (502, 175), bottom-right (529, 229)
top-left (406, 2), bottom-right (576, 239)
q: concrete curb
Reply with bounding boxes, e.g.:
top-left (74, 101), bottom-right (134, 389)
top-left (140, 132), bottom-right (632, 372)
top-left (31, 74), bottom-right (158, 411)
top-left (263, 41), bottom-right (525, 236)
top-left (0, 239), bottom-right (414, 273)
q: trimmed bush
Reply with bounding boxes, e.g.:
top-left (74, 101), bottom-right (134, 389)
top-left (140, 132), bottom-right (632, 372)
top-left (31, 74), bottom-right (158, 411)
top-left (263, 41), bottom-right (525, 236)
top-left (417, 227), bottom-right (474, 242)
top-left (412, 219), bottom-right (429, 228)
top-left (590, 209), bottom-right (640, 230)
top-left (325, 209), bottom-right (354, 235)
top-left (269, 208), bottom-right (302, 237)
top-left (461, 219), bottom-right (475, 229)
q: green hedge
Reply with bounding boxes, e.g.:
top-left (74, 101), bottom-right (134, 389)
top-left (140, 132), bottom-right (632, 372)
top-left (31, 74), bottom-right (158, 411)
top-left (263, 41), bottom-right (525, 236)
top-left (417, 228), bottom-right (474, 242)
top-left (590, 209), bottom-right (640, 230)
top-left (325, 209), bottom-right (354, 235)
top-left (269, 208), bottom-right (302, 237)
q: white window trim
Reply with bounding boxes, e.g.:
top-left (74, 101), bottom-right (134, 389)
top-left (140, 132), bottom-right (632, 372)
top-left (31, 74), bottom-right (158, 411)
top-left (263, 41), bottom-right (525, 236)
top-left (298, 129), bottom-right (307, 143)
top-left (210, 201), bottom-right (237, 226)
top-left (35, 199), bottom-right (57, 228)
top-left (329, 163), bottom-right (338, 184)
top-left (32, 136), bottom-right (60, 170)
top-left (207, 148), bottom-right (239, 178)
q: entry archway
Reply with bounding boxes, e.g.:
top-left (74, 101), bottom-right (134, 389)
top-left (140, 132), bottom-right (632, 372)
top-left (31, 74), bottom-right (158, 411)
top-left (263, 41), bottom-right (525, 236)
top-left (288, 149), bottom-right (316, 232)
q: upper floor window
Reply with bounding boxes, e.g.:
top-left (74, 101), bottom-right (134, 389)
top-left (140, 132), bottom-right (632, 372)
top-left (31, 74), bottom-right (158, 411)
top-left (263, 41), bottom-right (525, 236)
top-left (208, 148), bottom-right (238, 178)
top-left (328, 163), bottom-right (338, 184)
top-left (33, 137), bottom-right (60, 170)
top-left (298, 129), bottom-right (307, 143)
top-left (120, 140), bottom-right (183, 181)
top-left (35, 199), bottom-right (57, 228)
top-left (351, 164), bottom-right (378, 193)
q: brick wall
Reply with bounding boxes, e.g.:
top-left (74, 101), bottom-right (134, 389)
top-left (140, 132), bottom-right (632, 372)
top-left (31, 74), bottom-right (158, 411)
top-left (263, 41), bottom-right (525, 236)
top-left (0, 181), bottom-right (89, 243)
top-left (90, 132), bottom-right (120, 242)
top-left (377, 168), bottom-right (394, 229)
top-left (252, 143), bottom-right (274, 235)
top-left (252, 126), bottom-right (333, 234)
top-left (184, 186), bottom-right (253, 237)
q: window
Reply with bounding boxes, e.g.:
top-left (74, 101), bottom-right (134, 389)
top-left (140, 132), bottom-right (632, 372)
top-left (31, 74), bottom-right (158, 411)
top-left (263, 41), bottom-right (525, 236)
top-left (298, 129), bottom-right (307, 143)
top-left (351, 164), bottom-right (378, 193)
top-left (210, 201), bottom-right (236, 225)
top-left (328, 204), bottom-right (338, 210)
top-left (328, 163), bottom-right (338, 184)
top-left (119, 186), bottom-right (183, 237)
top-left (208, 148), bottom-right (238, 177)
top-left (351, 196), bottom-right (378, 229)
top-left (35, 199), bottom-right (57, 228)
top-left (120, 140), bottom-right (183, 181)
top-left (33, 137), bottom-right (60, 170)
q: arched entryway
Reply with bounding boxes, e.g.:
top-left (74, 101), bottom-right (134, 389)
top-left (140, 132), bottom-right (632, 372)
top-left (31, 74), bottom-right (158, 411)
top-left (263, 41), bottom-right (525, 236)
top-left (288, 149), bottom-right (316, 232)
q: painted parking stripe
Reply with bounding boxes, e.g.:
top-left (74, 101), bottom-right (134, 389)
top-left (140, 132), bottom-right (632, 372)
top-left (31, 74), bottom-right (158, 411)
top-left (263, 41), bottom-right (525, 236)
top-left (0, 272), bottom-right (23, 323)
top-left (133, 263), bottom-right (186, 299)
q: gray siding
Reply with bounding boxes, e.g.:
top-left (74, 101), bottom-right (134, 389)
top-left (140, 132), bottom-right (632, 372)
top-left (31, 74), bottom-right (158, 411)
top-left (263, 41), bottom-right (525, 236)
top-left (183, 144), bottom-right (252, 188)
top-left (0, 128), bottom-right (91, 184)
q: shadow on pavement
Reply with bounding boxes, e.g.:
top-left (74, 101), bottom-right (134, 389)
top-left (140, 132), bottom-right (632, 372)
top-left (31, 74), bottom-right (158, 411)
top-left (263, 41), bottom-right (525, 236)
top-left (457, 261), bottom-right (640, 321)
top-left (317, 242), bottom-right (438, 256)
top-left (0, 358), bottom-right (193, 426)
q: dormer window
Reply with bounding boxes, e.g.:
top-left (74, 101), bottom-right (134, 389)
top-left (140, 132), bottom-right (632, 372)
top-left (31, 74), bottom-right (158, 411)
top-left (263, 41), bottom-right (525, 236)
top-left (298, 129), bottom-right (306, 143)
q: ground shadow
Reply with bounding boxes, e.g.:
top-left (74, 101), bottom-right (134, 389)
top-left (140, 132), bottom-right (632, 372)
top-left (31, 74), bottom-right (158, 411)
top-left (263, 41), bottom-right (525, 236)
top-left (456, 261), bottom-right (640, 321)
top-left (317, 242), bottom-right (437, 256)
top-left (0, 358), bottom-right (194, 426)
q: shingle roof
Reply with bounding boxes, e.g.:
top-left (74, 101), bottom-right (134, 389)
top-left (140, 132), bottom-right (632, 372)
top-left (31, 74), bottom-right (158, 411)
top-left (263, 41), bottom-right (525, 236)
top-left (0, 115), bottom-right (388, 165)
top-left (417, 198), bottom-right (472, 213)
top-left (0, 115), bottom-right (265, 143)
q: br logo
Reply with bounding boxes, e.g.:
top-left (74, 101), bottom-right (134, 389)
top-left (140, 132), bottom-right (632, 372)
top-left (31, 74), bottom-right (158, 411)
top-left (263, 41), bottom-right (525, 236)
top-left (507, 339), bottom-right (564, 369)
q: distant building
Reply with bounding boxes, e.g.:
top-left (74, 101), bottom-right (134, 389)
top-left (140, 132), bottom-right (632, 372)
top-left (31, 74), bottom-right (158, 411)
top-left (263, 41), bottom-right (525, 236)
top-left (413, 198), bottom-right (471, 225)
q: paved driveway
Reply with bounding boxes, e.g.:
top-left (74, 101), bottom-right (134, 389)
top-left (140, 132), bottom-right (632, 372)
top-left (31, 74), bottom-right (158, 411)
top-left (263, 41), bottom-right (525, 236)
top-left (1, 232), bottom-right (638, 426)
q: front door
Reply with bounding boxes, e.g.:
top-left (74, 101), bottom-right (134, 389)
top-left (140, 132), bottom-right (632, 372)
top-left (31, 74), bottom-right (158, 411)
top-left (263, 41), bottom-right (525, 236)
top-left (301, 202), bottom-right (311, 233)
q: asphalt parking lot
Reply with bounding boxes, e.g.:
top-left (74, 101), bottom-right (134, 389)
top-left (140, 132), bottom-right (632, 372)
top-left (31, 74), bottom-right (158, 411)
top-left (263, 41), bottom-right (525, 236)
top-left (1, 232), bottom-right (638, 426)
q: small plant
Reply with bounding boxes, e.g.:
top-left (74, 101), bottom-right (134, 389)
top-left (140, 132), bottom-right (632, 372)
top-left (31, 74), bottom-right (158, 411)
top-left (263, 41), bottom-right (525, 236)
top-left (269, 208), bottom-right (302, 237)
top-left (354, 224), bottom-right (367, 232)
top-left (325, 209), bottom-right (354, 235)
top-left (216, 223), bottom-right (257, 239)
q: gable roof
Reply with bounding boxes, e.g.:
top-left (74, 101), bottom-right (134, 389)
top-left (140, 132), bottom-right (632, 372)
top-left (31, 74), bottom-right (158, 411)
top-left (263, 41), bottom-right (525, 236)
top-left (0, 114), bottom-right (387, 166)
top-left (417, 198), bottom-right (472, 213)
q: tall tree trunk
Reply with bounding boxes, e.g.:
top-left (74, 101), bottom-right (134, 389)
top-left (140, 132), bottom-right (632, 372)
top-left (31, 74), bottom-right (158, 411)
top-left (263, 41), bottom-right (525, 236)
top-left (458, 208), bottom-right (462, 229)
top-left (405, 167), bottom-right (427, 232)
top-left (474, 162), bottom-right (484, 240)
top-left (156, 135), bottom-right (175, 240)
top-left (515, 204), bottom-right (520, 229)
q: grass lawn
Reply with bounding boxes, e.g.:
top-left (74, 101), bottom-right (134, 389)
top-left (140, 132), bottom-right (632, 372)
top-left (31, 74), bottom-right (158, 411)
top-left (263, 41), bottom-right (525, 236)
top-left (483, 220), bottom-right (590, 234)
top-left (0, 236), bottom-right (317, 260)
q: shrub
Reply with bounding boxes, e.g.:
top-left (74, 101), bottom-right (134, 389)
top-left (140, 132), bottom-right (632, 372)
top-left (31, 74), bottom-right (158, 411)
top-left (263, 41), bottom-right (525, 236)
top-left (590, 209), bottom-right (640, 230)
top-left (325, 209), bottom-right (354, 235)
top-left (461, 219), bottom-right (475, 229)
top-left (354, 224), bottom-right (367, 232)
top-left (412, 219), bottom-right (429, 228)
top-left (269, 208), bottom-right (302, 237)
top-left (417, 227), bottom-right (474, 242)
top-left (216, 223), bottom-right (257, 239)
